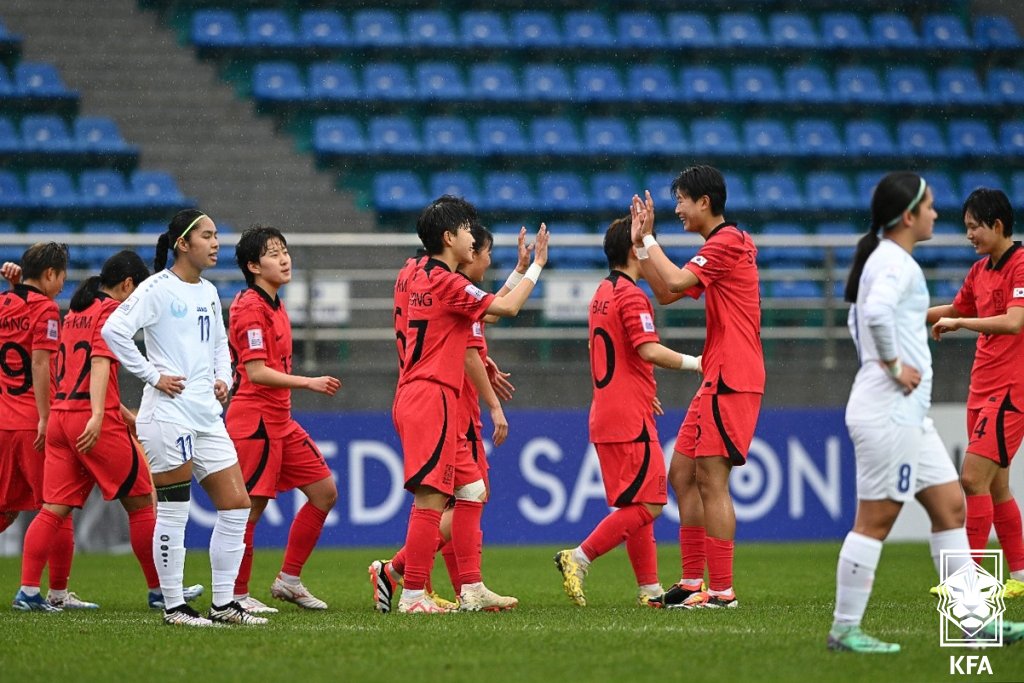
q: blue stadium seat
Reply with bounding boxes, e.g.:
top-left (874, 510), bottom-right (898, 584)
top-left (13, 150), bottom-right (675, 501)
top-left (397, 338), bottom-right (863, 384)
top-left (137, 221), bottom-right (167, 234)
top-left (758, 223), bottom-right (819, 264)
top-left (406, 11), bottom-right (458, 47)
top-left (974, 16), bottom-right (1022, 49)
top-left (887, 67), bottom-right (935, 104)
top-left (246, 10), bottom-right (297, 47)
top-left (548, 222), bottom-right (602, 269)
top-left (637, 118), bottom-right (687, 155)
top-left (0, 117), bottom-right (18, 153)
top-left (21, 114), bottom-right (73, 151)
top-left (531, 117), bottom-right (581, 155)
top-left (563, 12), bottom-right (614, 47)
top-left (511, 12), bottom-right (561, 48)
top-left (806, 172), bottom-right (858, 210)
top-left (469, 63), bottom-right (519, 101)
top-left (753, 172), bottom-right (804, 210)
top-left (312, 116), bottom-right (366, 155)
top-left (299, 11), bottom-right (349, 47)
top-left (666, 13), bottom-right (716, 47)
top-left (846, 120), bottom-right (895, 156)
top-left (524, 64), bottom-right (571, 101)
top-left (423, 116), bottom-right (474, 155)
top-left (870, 14), bottom-right (919, 48)
top-left (918, 171), bottom-right (958, 210)
top-left (723, 172), bottom-right (752, 211)
top-left (988, 69), bottom-right (1024, 105)
top-left (584, 118), bottom-right (631, 155)
top-left (591, 172), bottom-right (636, 210)
top-left (627, 65), bottom-right (677, 102)
top-left (680, 66), bottom-right (729, 102)
top-left (733, 66), bottom-right (782, 103)
top-left (961, 171), bottom-right (1006, 194)
top-left (948, 120), bottom-right (998, 157)
top-left (644, 172), bottom-right (676, 206)
top-left (575, 65), bottom-right (625, 102)
top-left (937, 67), bottom-right (982, 105)
top-left (0, 222), bottom-right (18, 233)
top-left (374, 172), bottom-right (427, 211)
top-left (369, 116), bottom-right (421, 155)
top-left (772, 279), bottom-right (823, 299)
top-left (15, 63), bottom-right (70, 97)
top-left (743, 119), bottom-right (792, 156)
top-left (74, 116), bottom-right (131, 153)
top-left (770, 13), bottom-right (818, 47)
top-left (191, 10), bottom-right (244, 48)
top-left (79, 170), bottom-right (134, 208)
top-left (793, 119), bottom-right (842, 157)
top-left (784, 66), bottom-right (833, 103)
top-left (353, 10), bottom-right (404, 47)
top-left (0, 171), bottom-right (25, 208)
top-left (461, 12), bottom-right (509, 47)
top-left (363, 63), bottom-right (414, 100)
top-left (0, 65), bottom-right (11, 96)
top-left (1000, 122), bottom-right (1024, 157)
top-left (27, 170), bottom-right (78, 208)
top-left (836, 66), bottom-right (885, 103)
top-left (719, 13), bottom-right (768, 47)
top-left (539, 172), bottom-right (589, 211)
top-left (131, 170), bottom-right (185, 207)
top-left (1013, 172), bottom-right (1024, 205)
top-left (477, 117), bottom-right (529, 155)
top-left (429, 171), bottom-right (481, 205)
top-left (308, 63), bottom-right (359, 101)
top-left (820, 13), bottom-right (870, 48)
top-left (897, 120), bottom-right (947, 157)
top-left (415, 62), bottom-right (466, 101)
top-left (922, 15), bottom-right (972, 50)
top-left (484, 172), bottom-right (535, 210)
top-left (252, 62), bottom-right (305, 102)
top-left (617, 13), bottom-right (665, 47)
top-left (691, 119), bottom-right (740, 155)
top-left (816, 222), bottom-right (857, 266)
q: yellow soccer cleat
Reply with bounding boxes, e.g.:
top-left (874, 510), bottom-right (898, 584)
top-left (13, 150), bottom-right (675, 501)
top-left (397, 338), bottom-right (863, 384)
top-left (427, 590), bottom-right (460, 612)
top-left (1002, 578), bottom-right (1024, 598)
top-left (553, 549), bottom-right (587, 607)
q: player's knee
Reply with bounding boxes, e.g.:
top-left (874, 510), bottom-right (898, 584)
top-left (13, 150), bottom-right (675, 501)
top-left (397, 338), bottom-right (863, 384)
top-left (454, 479), bottom-right (487, 503)
top-left (959, 470), bottom-right (985, 496)
top-left (644, 503), bottom-right (664, 518)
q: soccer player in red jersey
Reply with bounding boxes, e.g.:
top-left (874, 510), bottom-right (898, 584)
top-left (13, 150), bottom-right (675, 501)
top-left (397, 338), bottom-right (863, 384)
top-left (390, 195), bottom-right (547, 614)
top-left (632, 166), bottom-right (765, 609)
top-left (554, 216), bottom-right (702, 608)
top-left (930, 188), bottom-right (1024, 597)
top-left (226, 225), bottom-right (341, 613)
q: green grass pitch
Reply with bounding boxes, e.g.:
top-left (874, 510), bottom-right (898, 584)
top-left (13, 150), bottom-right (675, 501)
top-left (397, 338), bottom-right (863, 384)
top-left (1, 542), bottom-right (1022, 682)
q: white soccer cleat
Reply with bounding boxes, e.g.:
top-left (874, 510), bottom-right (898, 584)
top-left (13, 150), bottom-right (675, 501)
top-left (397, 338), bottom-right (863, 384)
top-left (369, 559), bottom-right (398, 613)
top-left (47, 591), bottom-right (99, 610)
top-left (237, 594), bottom-right (280, 614)
top-left (636, 584), bottom-right (665, 606)
top-left (270, 575), bottom-right (328, 610)
top-left (149, 583), bottom-right (204, 610)
top-left (163, 604), bottom-right (215, 627)
top-left (458, 583), bottom-right (518, 612)
top-left (208, 600), bottom-right (269, 625)
top-left (397, 593), bottom-right (451, 615)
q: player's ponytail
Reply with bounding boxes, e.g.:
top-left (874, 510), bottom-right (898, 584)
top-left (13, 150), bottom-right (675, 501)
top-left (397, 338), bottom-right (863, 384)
top-left (71, 250), bottom-right (150, 312)
top-left (69, 276), bottom-right (102, 312)
top-left (155, 208), bottom-right (207, 272)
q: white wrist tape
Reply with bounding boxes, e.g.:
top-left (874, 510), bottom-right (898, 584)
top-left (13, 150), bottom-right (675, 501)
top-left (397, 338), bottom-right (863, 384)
top-left (524, 263), bottom-right (543, 284)
top-left (634, 246), bottom-right (649, 260)
top-left (505, 270), bottom-right (524, 290)
top-left (887, 359), bottom-right (902, 378)
top-left (680, 354), bottom-right (699, 371)
top-left (642, 234), bottom-right (658, 250)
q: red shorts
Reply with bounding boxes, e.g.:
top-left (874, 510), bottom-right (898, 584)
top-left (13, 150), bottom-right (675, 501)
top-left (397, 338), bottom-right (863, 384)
top-left (456, 436), bottom-right (490, 491)
top-left (43, 411), bottom-right (153, 507)
top-left (227, 416), bottom-right (331, 498)
top-left (393, 381), bottom-right (457, 495)
top-left (595, 441), bottom-right (667, 507)
top-left (0, 430), bottom-right (43, 512)
top-left (967, 391), bottom-right (1024, 468)
top-left (674, 390), bottom-right (761, 466)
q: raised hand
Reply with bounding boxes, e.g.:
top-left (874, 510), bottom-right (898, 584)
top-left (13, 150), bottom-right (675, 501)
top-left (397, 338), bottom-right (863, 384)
top-left (532, 223), bottom-right (549, 267)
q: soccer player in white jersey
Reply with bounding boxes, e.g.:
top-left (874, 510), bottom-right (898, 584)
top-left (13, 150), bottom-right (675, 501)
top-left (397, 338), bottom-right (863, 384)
top-left (829, 172), bottom-right (1024, 652)
top-left (102, 209), bottom-right (266, 628)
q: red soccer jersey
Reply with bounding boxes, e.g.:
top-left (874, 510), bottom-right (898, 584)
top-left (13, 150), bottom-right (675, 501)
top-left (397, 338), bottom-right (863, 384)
top-left (228, 285), bottom-right (295, 433)
top-left (0, 285), bottom-right (60, 429)
top-left (399, 258), bottom-right (495, 394)
top-left (952, 242), bottom-right (1024, 409)
top-left (52, 295), bottom-right (121, 413)
top-left (458, 316), bottom-right (488, 442)
top-left (394, 255), bottom-right (426, 378)
top-left (589, 271), bottom-right (661, 443)
top-left (682, 223), bottom-right (765, 395)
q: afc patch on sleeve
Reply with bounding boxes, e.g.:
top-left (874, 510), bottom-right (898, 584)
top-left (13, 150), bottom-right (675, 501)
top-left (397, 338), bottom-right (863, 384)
top-left (46, 319), bottom-right (58, 340)
top-left (247, 328), bottom-right (264, 350)
top-left (639, 312), bottom-right (656, 333)
top-left (472, 321), bottom-right (483, 337)
top-left (464, 283), bottom-right (486, 301)
top-left (690, 255), bottom-right (708, 267)
top-left (1014, 287), bottom-right (1024, 298)
top-left (118, 296), bottom-right (139, 314)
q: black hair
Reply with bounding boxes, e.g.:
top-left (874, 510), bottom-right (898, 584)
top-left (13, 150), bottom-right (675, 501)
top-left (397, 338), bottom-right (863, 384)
top-left (415, 195), bottom-right (477, 255)
top-left (21, 242), bottom-right (69, 281)
top-left (236, 224), bottom-right (288, 287)
top-left (962, 187), bottom-right (1014, 237)
top-left (69, 250), bottom-right (150, 312)
top-left (844, 172), bottom-right (926, 303)
top-left (469, 222), bottom-right (493, 254)
top-left (604, 216), bottom-right (634, 269)
top-left (670, 165), bottom-right (727, 216)
top-left (155, 208), bottom-right (207, 272)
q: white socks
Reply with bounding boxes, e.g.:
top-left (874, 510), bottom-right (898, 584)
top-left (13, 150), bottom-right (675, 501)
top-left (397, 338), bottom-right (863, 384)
top-left (833, 532), bottom-right (883, 628)
top-left (154, 500), bottom-right (189, 610)
top-left (572, 546), bottom-right (592, 567)
top-left (929, 527), bottom-right (973, 578)
top-left (210, 508), bottom-right (248, 608)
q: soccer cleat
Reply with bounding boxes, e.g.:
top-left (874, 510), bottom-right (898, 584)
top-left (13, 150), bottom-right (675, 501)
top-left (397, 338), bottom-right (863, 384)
top-left (702, 590), bottom-right (739, 609)
top-left (459, 583), bottom-right (518, 612)
top-left (645, 582), bottom-right (705, 609)
top-left (148, 584), bottom-right (205, 610)
top-left (12, 590), bottom-right (62, 613)
top-left (929, 584), bottom-right (948, 599)
top-left (978, 619), bottom-right (1024, 645)
top-left (553, 549), bottom-right (587, 607)
top-left (827, 625), bottom-right (901, 653)
top-left (47, 591), bottom-right (99, 609)
top-left (397, 593), bottom-right (450, 615)
top-left (428, 590), bottom-right (459, 612)
top-left (163, 604), bottom-right (214, 627)
top-left (1002, 578), bottom-right (1024, 598)
top-left (636, 584), bottom-right (665, 606)
top-left (271, 575), bottom-right (328, 610)
top-left (369, 559), bottom-right (398, 613)
top-left (208, 600), bottom-right (269, 625)
top-left (236, 595), bottom-right (279, 614)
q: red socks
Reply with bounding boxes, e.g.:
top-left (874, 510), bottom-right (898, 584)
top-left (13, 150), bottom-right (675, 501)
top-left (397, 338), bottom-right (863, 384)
top-left (234, 520), bottom-right (257, 595)
top-left (127, 506), bottom-right (159, 590)
top-left (680, 526), bottom-right (707, 583)
top-left (47, 514), bottom-right (74, 591)
top-left (441, 539), bottom-right (461, 595)
top-left (581, 505), bottom-right (654, 561)
top-left (625, 518), bottom-right (659, 586)
top-left (452, 499), bottom-right (484, 586)
top-left (705, 536), bottom-right (734, 592)
top-left (282, 503), bottom-right (328, 576)
top-left (994, 498), bottom-right (1024, 573)
top-left (402, 507), bottom-right (442, 591)
top-left (966, 494), bottom-right (995, 551)
top-left (20, 508), bottom-right (63, 588)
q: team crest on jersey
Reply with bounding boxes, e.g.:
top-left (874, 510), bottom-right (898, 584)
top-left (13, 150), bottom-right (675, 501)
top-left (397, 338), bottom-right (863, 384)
top-left (1014, 287), bottom-right (1024, 298)
top-left (690, 255), bottom-right (708, 267)
top-left (169, 298), bottom-right (188, 318)
top-left (247, 328), bottom-right (264, 350)
top-left (46, 319), bottom-right (58, 340)
top-left (639, 312), bottom-right (655, 333)
top-left (472, 321), bottom-right (483, 337)
top-left (464, 283), bottom-right (486, 301)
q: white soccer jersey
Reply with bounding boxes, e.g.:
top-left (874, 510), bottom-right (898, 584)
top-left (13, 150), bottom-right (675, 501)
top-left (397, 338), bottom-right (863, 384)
top-left (102, 269), bottom-right (232, 431)
top-left (846, 238), bottom-right (933, 426)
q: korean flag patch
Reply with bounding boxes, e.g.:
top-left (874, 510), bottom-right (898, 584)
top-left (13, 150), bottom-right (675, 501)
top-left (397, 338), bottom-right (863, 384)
top-left (247, 328), bottom-right (264, 350)
top-left (639, 312), bottom-right (656, 333)
top-left (690, 255), bottom-right (708, 268)
top-left (1014, 287), bottom-right (1024, 299)
top-left (464, 283), bottom-right (486, 301)
top-left (46, 319), bottom-right (58, 341)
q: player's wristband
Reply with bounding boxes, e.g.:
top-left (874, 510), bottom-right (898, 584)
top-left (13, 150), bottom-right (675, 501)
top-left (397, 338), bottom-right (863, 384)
top-left (642, 234), bottom-right (658, 250)
top-left (680, 354), bottom-right (700, 371)
top-left (634, 246), bottom-right (649, 260)
top-left (886, 359), bottom-right (903, 379)
top-left (505, 270), bottom-right (524, 290)
top-left (524, 263), bottom-right (543, 284)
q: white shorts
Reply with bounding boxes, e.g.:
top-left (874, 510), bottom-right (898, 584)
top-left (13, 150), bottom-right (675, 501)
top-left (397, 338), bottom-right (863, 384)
top-left (137, 419), bottom-right (238, 482)
top-left (847, 417), bottom-right (958, 502)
